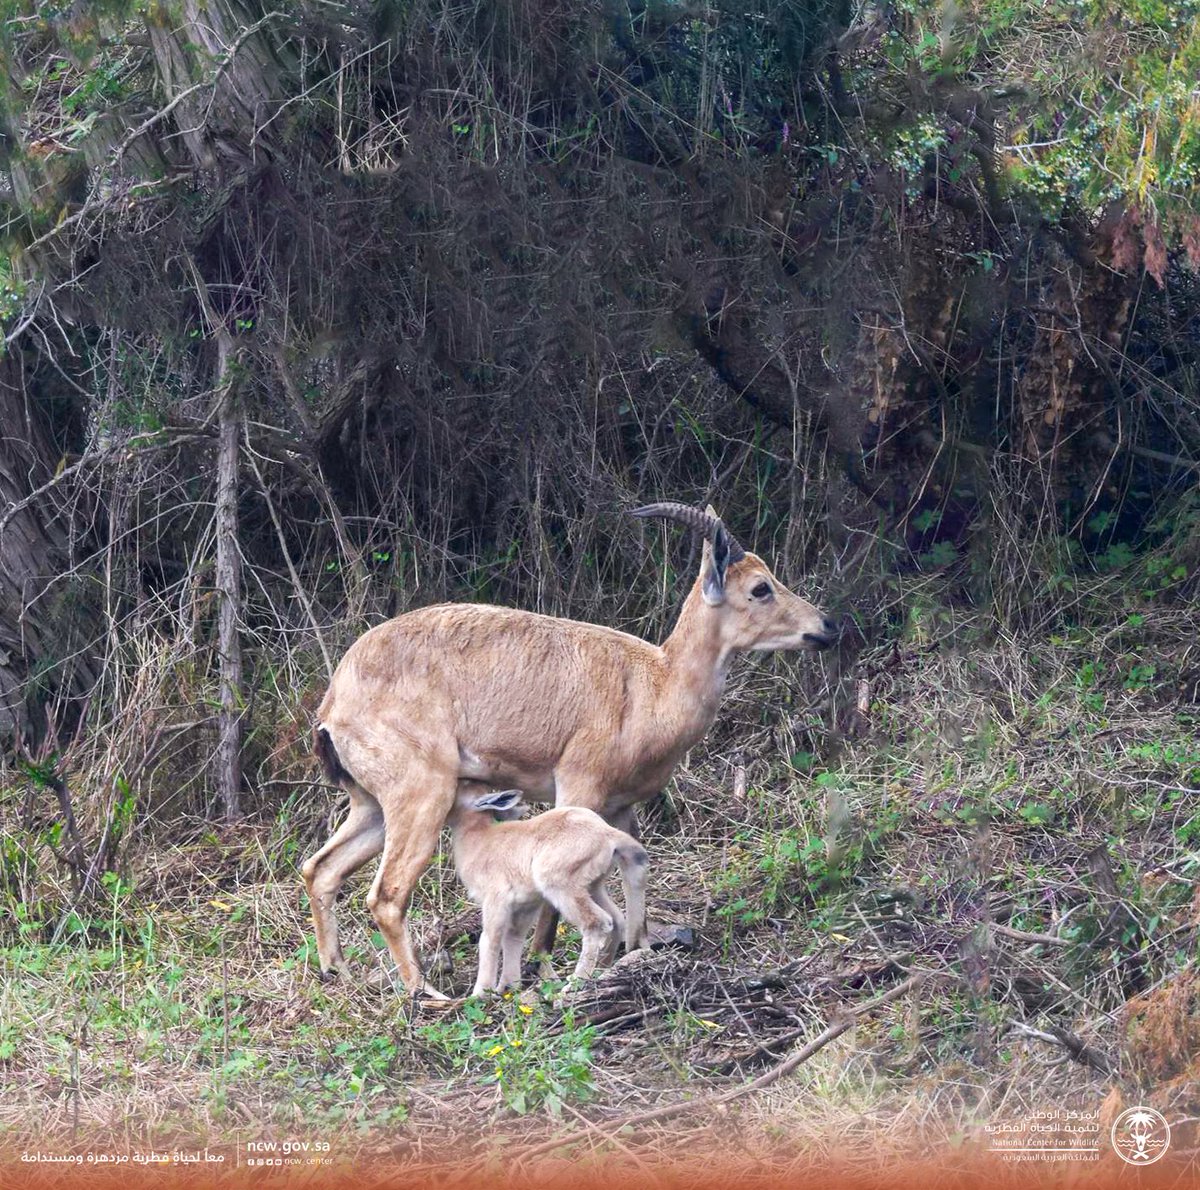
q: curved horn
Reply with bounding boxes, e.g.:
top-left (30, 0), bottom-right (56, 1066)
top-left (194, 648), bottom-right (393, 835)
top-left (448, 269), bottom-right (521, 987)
top-left (629, 502), bottom-right (746, 563)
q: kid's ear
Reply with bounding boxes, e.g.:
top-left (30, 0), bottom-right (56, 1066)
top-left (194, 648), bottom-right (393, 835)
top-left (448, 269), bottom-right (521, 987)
top-left (473, 788), bottom-right (524, 813)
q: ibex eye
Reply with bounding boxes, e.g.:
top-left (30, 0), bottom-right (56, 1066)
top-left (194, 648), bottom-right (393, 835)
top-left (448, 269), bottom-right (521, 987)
top-left (750, 581), bottom-right (772, 599)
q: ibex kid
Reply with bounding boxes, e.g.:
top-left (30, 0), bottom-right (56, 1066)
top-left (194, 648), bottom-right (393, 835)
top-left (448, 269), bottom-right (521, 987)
top-left (448, 786), bottom-right (649, 996)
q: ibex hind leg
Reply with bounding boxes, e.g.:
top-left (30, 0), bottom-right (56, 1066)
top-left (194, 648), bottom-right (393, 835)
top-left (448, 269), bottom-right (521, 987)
top-left (364, 771), bottom-right (457, 1000)
top-left (593, 880), bottom-right (625, 965)
top-left (544, 887), bottom-right (614, 989)
top-left (617, 841), bottom-right (650, 952)
top-left (532, 773), bottom-right (610, 979)
top-left (301, 784), bottom-right (385, 979)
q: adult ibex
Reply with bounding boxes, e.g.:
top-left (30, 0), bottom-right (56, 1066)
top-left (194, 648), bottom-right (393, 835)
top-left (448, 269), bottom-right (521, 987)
top-left (305, 502), bottom-right (837, 998)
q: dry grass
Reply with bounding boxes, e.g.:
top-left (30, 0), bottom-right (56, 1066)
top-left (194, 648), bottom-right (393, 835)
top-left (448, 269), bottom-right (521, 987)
top-left (2, 598), bottom-right (1198, 1170)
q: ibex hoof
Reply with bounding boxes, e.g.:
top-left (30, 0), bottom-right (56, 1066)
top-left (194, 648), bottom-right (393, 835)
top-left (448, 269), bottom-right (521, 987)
top-left (317, 967), bottom-right (340, 983)
top-left (415, 988), bottom-right (459, 1012)
top-left (415, 984), bottom-right (452, 1002)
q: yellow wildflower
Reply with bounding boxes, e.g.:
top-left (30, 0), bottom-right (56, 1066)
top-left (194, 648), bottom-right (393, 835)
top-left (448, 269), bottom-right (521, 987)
top-left (487, 1044), bottom-right (504, 1056)
top-left (511, 1039), bottom-right (523, 1047)
top-left (518, 1004), bottom-right (534, 1015)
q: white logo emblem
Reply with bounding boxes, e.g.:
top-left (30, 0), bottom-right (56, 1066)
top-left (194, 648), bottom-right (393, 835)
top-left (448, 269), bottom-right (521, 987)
top-left (1111, 1106), bottom-right (1170, 1165)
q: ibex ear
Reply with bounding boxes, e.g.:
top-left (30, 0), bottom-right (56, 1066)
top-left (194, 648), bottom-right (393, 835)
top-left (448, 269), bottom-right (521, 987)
top-left (472, 789), bottom-right (524, 815)
top-left (701, 527), bottom-right (731, 606)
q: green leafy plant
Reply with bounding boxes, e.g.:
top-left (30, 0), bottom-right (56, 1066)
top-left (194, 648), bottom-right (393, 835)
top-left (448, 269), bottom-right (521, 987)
top-left (417, 996), bottom-right (595, 1118)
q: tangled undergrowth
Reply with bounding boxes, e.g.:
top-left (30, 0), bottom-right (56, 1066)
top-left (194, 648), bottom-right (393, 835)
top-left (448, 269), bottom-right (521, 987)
top-left (0, 1), bottom-right (1198, 1176)
top-left (1, 569), bottom-right (1197, 1171)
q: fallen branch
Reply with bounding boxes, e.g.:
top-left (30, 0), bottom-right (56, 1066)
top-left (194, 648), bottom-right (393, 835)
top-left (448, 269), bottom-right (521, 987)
top-left (586, 1005), bottom-right (665, 1033)
top-left (1009, 1021), bottom-right (1114, 1074)
top-left (505, 971), bottom-right (925, 1165)
top-left (1044, 1024), bottom-right (1115, 1074)
top-left (711, 1022), bottom-right (811, 1075)
top-left (991, 923), bottom-right (1072, 948)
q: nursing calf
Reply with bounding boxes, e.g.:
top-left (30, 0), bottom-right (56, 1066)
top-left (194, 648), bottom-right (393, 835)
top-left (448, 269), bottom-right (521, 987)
top-left (448, 787), bottom-right (648, 996)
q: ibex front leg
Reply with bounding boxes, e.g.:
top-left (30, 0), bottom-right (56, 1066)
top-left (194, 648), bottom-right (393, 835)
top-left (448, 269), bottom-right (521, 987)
top-left (472, 904), bottom-right (504, 997)
top-left (501, 906), bottom-right (541, 991)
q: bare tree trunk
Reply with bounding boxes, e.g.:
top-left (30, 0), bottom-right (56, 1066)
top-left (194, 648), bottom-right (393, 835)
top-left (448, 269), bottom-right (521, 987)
top-left (214, 334), bottom-right (243, 821)
top-left (144, 0), bottom-right (288, 171)
top-left (0, 352), bottom-right (96, 744)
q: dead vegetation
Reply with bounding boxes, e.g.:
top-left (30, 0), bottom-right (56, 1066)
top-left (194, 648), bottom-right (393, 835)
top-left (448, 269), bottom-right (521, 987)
top-left (0, 0), bottom-right (1198, 1175)
top-left (2, 599), bottom-right (1198, 1169)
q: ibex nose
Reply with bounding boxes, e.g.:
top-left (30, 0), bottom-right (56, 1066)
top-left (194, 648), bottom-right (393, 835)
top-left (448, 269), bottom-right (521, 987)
top-left (801, 614), bottom-right (841, 650)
